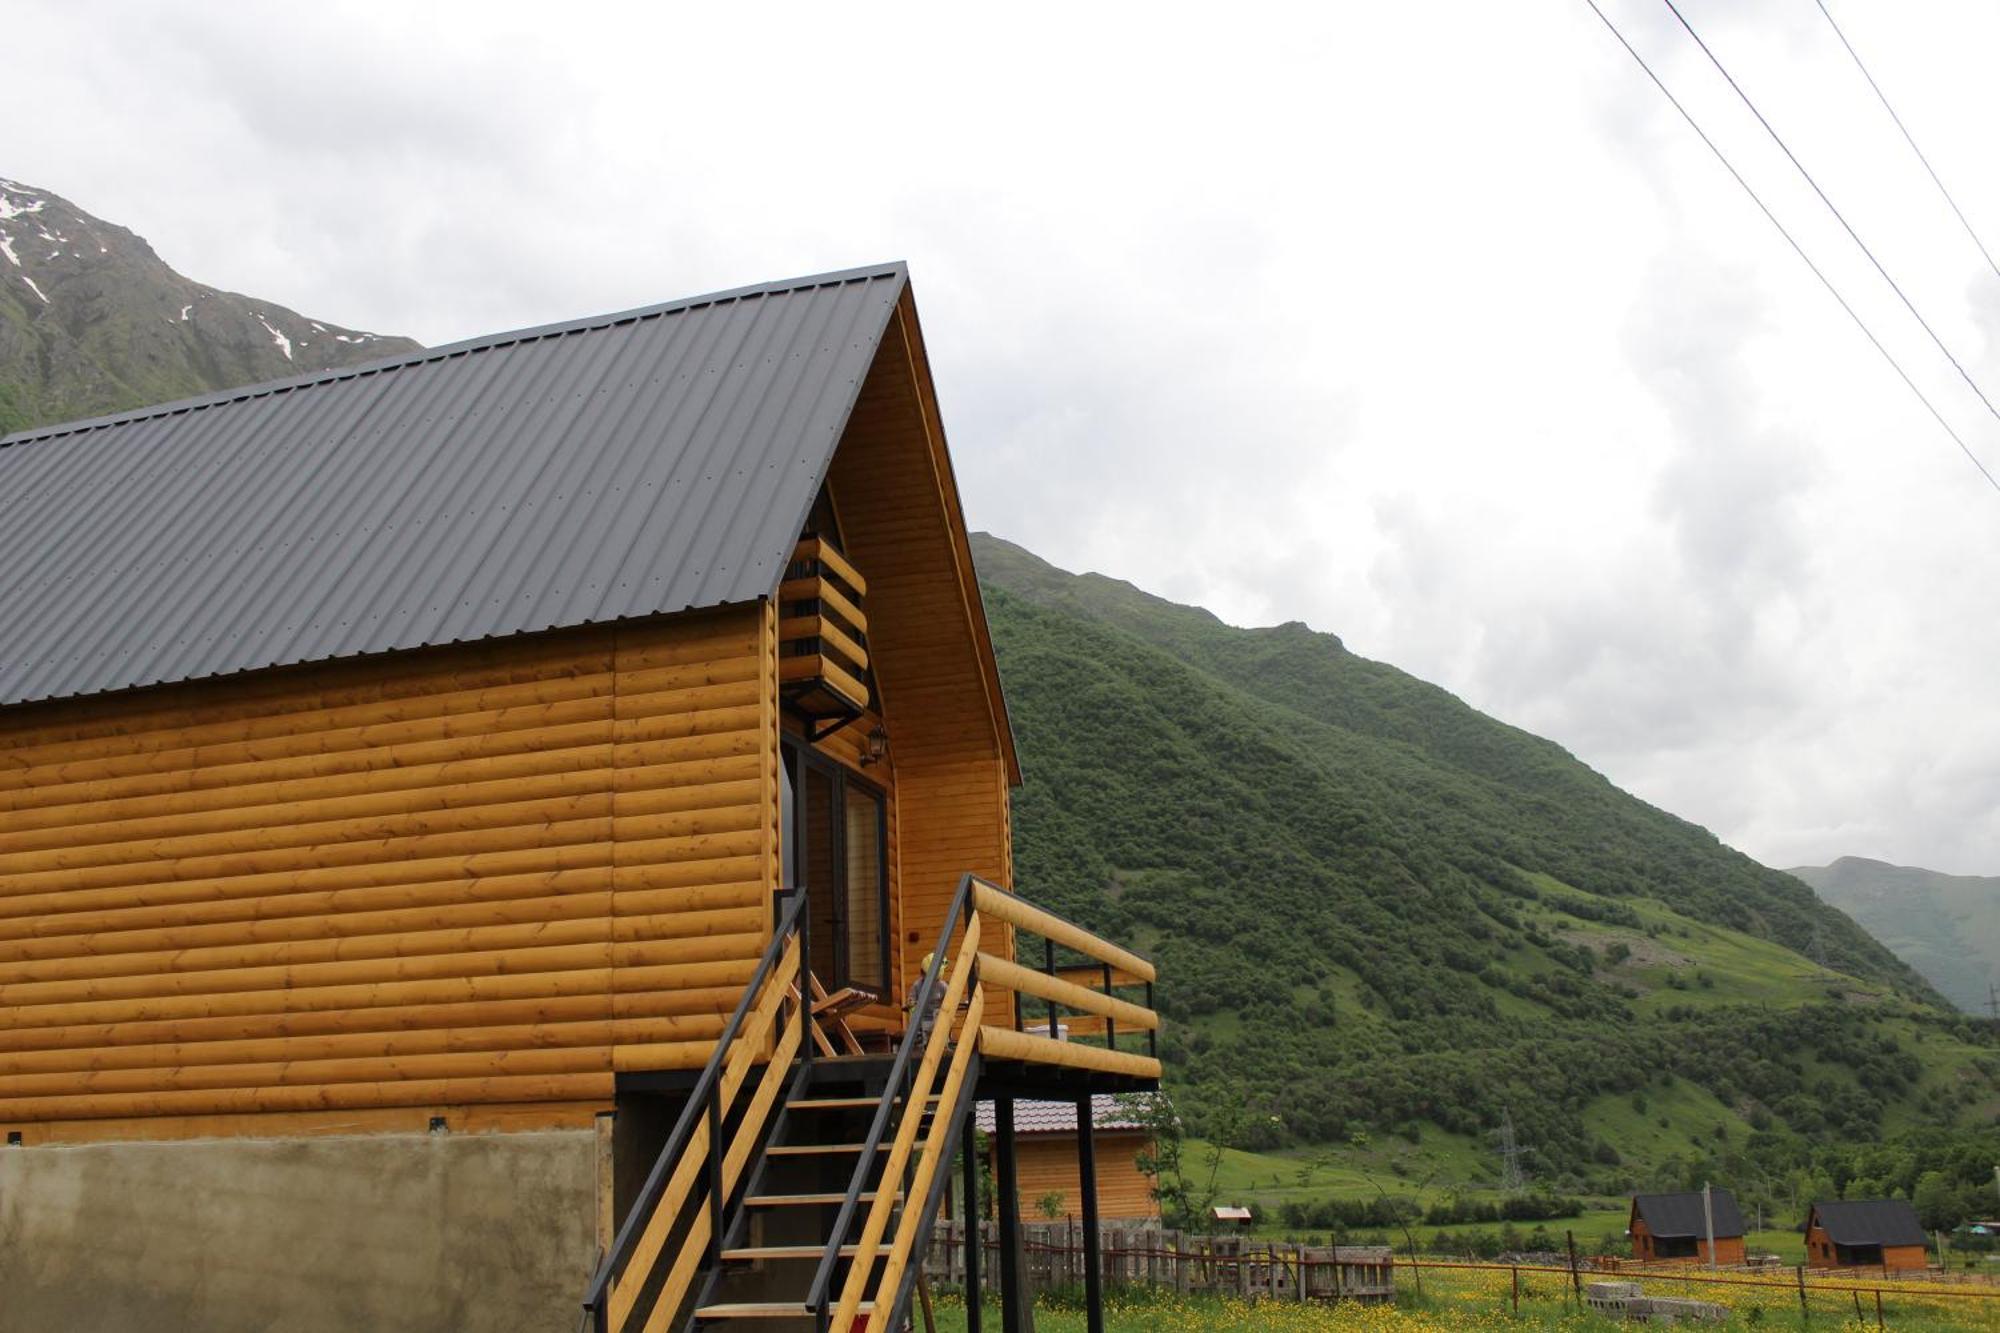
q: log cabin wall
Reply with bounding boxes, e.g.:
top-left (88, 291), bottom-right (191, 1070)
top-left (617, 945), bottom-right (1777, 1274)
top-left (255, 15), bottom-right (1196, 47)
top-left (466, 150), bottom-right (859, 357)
top-left (0, 603), bottom-right (780, 1144)
top-left (1004, 1132), bottom-right (1158, 1222)
top-left (825, 291), bottom-right (1016, 1009)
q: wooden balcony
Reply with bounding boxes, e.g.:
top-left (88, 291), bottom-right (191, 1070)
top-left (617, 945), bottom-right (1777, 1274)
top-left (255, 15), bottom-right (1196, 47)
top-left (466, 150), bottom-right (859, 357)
top-left (779, 536), bottom-right (871, 723)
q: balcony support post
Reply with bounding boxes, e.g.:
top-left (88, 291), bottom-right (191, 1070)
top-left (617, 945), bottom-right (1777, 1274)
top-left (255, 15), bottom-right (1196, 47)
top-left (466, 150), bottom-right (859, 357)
top-left (995, 1097), bottom-right (1026, 1333)
top-left (1077, 1094), bottom-right (1104, 1333)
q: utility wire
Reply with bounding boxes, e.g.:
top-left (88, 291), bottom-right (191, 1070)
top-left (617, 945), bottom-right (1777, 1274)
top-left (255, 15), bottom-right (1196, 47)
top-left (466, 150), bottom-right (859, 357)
top-left (1813, 0), bottom-right (2000, 286)
top-left (1579, 0), bottom-right (2000, 494)
top-left (1659, 0), bottom-right (2000, 443)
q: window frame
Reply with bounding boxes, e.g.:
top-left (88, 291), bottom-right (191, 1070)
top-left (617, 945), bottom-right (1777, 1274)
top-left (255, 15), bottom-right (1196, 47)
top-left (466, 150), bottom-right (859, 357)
top-left (780, 734), bottom-right (891, 995)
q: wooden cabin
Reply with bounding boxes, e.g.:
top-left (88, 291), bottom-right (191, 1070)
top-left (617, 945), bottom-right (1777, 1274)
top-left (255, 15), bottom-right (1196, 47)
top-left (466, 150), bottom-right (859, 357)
top-left (1805, 1200), bottom-right (1929, 1272)
top-left (976, 1094), bottom-right (1158, 1221)
top-left (1628, 1190), bottom-right (1746, 1265)
top-left (0, 265), bottom-right (1161, 1333)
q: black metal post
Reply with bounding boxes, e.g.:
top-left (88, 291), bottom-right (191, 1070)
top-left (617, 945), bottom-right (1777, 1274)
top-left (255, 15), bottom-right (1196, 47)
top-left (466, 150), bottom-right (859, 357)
top-left (964, 1107), bottom-right (983, 1332)
top-left (995, 1097), bottom-right (1023, 1333)
top-left (1044, 937), bottom-right (1058, 1036)
top-left (706, 1082), bottom-right (725, 1267)
top-left (1077, 1095), bottom-right (1103, 1333)
top-left (1101, 962), bottom-right (1116, 1053)
top-left (793, 885), bottom-right (813, 1072)
top-left (1145, 980), bottom-right (1156, 1060)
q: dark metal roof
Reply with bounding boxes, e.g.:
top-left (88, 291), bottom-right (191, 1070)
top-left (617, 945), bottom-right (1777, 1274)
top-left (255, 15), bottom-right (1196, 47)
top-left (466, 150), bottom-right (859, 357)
top-left (976, 1094), bottom-right (1157, 1135)
top-left (1631, 1190), bottom-right (1746, 1239)
top-left (0, 264), bottom-right (907, 708)
top-left (1811, 1200), bottom-right (1927, 1248)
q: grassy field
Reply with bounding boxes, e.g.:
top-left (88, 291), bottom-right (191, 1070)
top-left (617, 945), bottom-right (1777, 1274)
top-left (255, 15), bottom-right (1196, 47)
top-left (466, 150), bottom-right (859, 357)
top-left (924, 1266), bottom-right (2000, 1331)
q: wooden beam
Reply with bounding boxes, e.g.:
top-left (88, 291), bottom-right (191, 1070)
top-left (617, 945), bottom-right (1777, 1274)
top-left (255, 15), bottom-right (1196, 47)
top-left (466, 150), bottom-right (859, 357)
top-left (776, 616), bottom-right (868, 674)
top-left (973, 954), bottom-right (1158, 1031)
top-left (777, 576), bottom-right (868, 637)
top-left (792, 536), bottom-right (868, 597)
top-left (1053, 966), bottom-right (1148, 991)
top-left (976, 1027), bottom-right (1162, 1080)
top-left (970, 884), bottom-right (1155, 982)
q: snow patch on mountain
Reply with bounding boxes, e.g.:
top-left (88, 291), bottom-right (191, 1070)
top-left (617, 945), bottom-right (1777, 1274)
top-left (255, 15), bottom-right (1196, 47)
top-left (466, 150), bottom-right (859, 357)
top-left (0, 187), bottom-right (45, 222)
top-left (21, 274), bottom-right (49, 305)
top-left (255, 314), bottom-right (293, 360)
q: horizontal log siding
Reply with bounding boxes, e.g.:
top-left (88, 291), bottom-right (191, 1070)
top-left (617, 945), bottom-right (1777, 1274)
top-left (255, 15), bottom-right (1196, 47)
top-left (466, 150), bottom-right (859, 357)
top-left (828, 296), bottom-right (1012, 1012)
top-left (0, 607), bottom-right (777, 1138)
top-left (1005, 1133), bottom-right (1158, 1222)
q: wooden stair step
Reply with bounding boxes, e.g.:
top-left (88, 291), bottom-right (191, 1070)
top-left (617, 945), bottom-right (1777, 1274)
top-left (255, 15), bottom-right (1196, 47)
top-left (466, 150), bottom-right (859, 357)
top-left (721, 1245), bottom-right (862, 1260)
top-left (696, 1302), bottom-right (874, 1320)
top-left (766, 1142), bottom-right (890, 1156)
top-left (786, 1095), bottom-right (938, 1110)
top-left (743, 1191), bottom-right (900, 1207)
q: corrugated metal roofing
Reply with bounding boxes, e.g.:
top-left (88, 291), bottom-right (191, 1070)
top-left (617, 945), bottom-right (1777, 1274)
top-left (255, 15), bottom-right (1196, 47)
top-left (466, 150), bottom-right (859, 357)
top-left (976, 1094), bottom-right (1157, 1135)
top-left (1811, 1200), bottom-right (1927, 1248)
top-left (1632, 1190), bottom-right (1747, 1239)
top-left (0, 263), bottom-right (908, 708)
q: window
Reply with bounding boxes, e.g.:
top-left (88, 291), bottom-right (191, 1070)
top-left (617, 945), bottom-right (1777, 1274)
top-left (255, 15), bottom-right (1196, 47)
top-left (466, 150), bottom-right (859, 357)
top-left (781, 737), bottom-right (889, 994)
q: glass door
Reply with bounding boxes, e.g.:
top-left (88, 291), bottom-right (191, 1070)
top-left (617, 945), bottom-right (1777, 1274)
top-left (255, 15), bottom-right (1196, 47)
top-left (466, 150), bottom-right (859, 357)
top-left (780, 737), bottom-right (889, 995)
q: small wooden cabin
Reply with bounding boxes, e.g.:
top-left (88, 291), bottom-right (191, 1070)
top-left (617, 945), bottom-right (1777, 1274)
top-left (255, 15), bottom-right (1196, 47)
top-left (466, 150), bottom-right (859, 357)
top-left (977, 1094), bottom-right (1157, 1221)
top-left (1629, 1190), bottom-right (1747, 1264)
top-left (0, 265), bottom-right (1162, 1333)
top-left (1805, 1200), bottom-right (1929, 1271)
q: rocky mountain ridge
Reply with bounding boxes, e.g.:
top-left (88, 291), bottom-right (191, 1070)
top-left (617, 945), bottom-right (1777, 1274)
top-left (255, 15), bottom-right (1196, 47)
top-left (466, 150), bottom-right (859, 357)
top-left (0, 176), bottom-right (417, 434)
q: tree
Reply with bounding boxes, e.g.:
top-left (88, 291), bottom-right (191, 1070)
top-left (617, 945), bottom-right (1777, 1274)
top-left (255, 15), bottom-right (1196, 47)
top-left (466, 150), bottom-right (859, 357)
top-left (1132, 1091), bottom-right (1226, 1230)
top-left (1915, 1171), bottom-right (1969, 1232)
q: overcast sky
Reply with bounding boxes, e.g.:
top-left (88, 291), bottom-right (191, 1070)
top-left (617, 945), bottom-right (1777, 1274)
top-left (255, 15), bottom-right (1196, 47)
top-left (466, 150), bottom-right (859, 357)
top-left (13, 1), bottom-right (2000, 875)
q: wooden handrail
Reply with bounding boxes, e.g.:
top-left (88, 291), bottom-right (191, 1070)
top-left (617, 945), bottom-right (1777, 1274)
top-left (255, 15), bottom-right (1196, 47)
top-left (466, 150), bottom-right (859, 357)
top-left (809, 874), bottom-right (1161, 1332)
top-left (806, 876), bottom-right (979, 1324)
top-left (1054, 964), bottom-right (1149, 990)
top-left (829, 916), bottom-right (981, 1332)
top-left (978, 1026), bottom-right (1162, 1079)
top-left (873, 985), bottom-right (986, 1321)
top-left (584, 891), bottom-right (806, 1333)
top-left (976, 953), bottom-right (1158, 1030)
top-left (606, 934), bottom-right (799, 1329)
top-left (969, 882), bottom-right (1156, 982)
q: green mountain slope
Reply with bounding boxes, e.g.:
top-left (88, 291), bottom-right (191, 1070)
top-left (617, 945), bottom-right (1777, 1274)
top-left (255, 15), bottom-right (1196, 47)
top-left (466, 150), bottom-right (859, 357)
top-left (1790, 858), bottom-right (2000, 1016)
top-left (0, 176), bottom-right (416, 434)
top-left (973, 533), bottom-right (1997, 1187)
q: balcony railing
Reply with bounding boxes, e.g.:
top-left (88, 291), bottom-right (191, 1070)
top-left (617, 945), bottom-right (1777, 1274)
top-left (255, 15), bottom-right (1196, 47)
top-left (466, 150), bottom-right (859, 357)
top-left (779, 535), bottom-right (870, 721)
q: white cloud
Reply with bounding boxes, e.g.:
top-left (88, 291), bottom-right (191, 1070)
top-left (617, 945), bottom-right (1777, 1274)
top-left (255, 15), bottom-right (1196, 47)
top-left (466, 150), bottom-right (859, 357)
top-left (10, 0), bottom-right (2000, 873)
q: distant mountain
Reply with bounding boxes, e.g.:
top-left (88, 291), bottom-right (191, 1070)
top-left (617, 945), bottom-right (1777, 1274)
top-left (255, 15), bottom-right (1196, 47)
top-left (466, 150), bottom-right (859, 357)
top-left (1789, 857), bottom-right (1999, 1015)
top-left (973, 532), bottom-right (1997, 1183)
top-left (0, 176), bottom-right (416, 433)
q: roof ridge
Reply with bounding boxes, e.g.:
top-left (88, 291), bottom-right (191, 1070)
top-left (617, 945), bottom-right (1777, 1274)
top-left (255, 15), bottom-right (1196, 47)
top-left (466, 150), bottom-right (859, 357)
top-left (0, 261), bottom-right (907, 450)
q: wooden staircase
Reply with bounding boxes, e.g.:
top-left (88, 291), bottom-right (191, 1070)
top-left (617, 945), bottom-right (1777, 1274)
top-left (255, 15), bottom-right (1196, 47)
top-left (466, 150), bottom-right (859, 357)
top-left (683, 1058), bottom-right (964, 1330)
top-left (580, 875), bottom-right (1160, 1333)
top-left (581, 888), bottom-right (988, 1333)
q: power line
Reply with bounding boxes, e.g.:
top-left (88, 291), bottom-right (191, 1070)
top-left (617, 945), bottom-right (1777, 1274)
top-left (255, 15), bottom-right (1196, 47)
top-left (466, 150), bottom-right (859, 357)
top-left (1812, 0), bottom-right (2000, 286)
top-left (1579, 0), bottom-right (2000, 495)
top-left (1659, 0), bottom-right (2000, 448)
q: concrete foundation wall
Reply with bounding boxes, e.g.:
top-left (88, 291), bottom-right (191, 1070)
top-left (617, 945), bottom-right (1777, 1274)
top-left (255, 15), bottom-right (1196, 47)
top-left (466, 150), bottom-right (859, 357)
top-left (0, 1129), bottom-right (597, 1333)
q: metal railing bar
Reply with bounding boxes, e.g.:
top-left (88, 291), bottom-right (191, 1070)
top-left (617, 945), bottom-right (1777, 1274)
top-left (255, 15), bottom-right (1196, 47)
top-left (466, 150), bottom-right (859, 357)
top-left (804, 872), bottom-right (980, 1321)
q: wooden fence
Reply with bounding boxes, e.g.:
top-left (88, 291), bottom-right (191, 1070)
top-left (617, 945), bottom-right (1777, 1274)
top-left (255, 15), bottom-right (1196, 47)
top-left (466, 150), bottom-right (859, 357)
top-left (922, 1222), bottom-right (1394, 1303)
